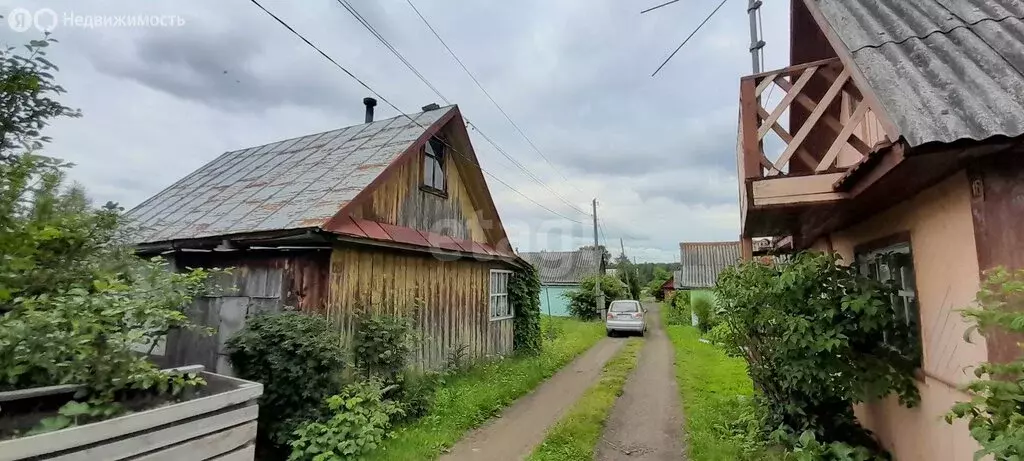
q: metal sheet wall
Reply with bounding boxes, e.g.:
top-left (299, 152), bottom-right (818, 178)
top-left (324, 245), bottom-right (514, 370)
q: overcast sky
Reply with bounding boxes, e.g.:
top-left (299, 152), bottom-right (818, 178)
top-left (1, 0), bottom-right (790, 262)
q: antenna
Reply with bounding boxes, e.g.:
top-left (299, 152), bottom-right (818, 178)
top-left (747, 0), bottom-right (765, 73)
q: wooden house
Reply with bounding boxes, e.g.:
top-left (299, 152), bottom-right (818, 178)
top-left (519, 250), bottom-right (601, 316)
top-left (735, 0), bottom-right (1024, 458)
top-left (127, 101), bottom-right (522, 372)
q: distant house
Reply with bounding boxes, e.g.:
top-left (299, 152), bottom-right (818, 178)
top-left (519, 250), bottom-right (601, 317)
top-left (734, 0), bottom-right (1024, 457)
top-left (660, 274), bottom-right (675, 300)
top-left (676, 241), bottom-right (741, 326)
top-left (127, 101), bottom-right (522, 372)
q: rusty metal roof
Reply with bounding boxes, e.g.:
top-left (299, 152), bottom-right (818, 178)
top-left (519, 250), bottom-right (601, 285)
top-left (816, 0), bottom-right (1024, 147)
top-left (677, 241), bottom-right (740, 289)
top-left (127, 106), bottom-right (454, 243)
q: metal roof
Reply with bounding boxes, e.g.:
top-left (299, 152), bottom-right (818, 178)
top-left (816, 0), bottom-right (1024, 147)
top-left (677, 241), bottom-right (740, 289)
top-left (126, 106), bottom-right (454, 243)
top-left (519, 250), bottom-right (601, 285)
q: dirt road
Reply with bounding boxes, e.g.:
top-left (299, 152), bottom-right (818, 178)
top-left (596, 302), bottom-right (686, 460)
top-left (440, 336), bottom-right (625, 461)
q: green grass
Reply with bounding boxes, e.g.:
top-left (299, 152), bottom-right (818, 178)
top-left (367, 316), bottom-right (605, 460)
top-left (664, 317), bottom-right (769, 461)
top-left (528, 338), bottom-right (643, 461)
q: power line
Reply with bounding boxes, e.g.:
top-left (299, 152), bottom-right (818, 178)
top-left (404, 0), bottom-right (585, 194)
top-left (641, 0), bottom-right (682, 14)
top-left (336, 0), bottom-right (450, 105)
top-left (651, 0), bottom-right (731, 77)
top-left (466, 119), bottom-right (590, 216)
top-left (248, 0), bottom-right (584, 225)
top-left (338, 0), bottom-right (590, 217)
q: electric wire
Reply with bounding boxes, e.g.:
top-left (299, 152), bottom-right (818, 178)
top-left (248, 0), bottom-right (585, 224)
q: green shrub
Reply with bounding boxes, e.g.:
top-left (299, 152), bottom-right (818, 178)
top-left (690, 293), bottom-right (716, 332)
top-left (665, 290), bottom-right (691, 326)
top-left (289, 380), bottom-right (404, 461)
top-left (226, 312), bottom-right (346, 452)
top-left (353, 313), bottom-right (415, 382)
top-left (947, 267), bottom-right (1024, 460)
top-left (391, 371), bottom-right (442, 422)
top-left (565, 274), bottom-right (627, 320)
top-left (510, 266), bottom-right (542, 355)
top-left (715, 252), bottom-right (919, 453)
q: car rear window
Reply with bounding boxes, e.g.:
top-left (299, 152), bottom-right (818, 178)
top-left (609, 302), bottom-right (639, 313)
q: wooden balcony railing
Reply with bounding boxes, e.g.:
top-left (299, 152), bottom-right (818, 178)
top-left (738, 57), bottom-right (887, 182)
top-left (737, 57), bottom-right (892, 232)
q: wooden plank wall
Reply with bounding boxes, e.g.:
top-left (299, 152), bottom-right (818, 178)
top-left (323, 245), bottom-right (514, 370)
top-left (350, 136), bottom-right (488, 243)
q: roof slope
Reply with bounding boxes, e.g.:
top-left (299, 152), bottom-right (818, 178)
top-left (126, 106), bottom-right (454, 243)
top-left (677, 241), bottom-right (740, 289)
top-left (519, 250), bottom-right (601, 285)
top-left (816, 0), bottom-right (1024, 147)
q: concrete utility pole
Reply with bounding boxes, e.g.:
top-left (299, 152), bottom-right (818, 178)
top-left (592, 199), bottom-right (605, 318)
top-left (748, 0), bottom-right (765, 73)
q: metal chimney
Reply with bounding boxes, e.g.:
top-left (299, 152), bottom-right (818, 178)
top-left (363, 97), bottom-right (377, 123)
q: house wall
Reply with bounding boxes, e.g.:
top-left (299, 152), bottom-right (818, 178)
top-left (540, 285), bottom-right (573, 317)
top-left (324, 244), bottom-right (514, 369)
top-left (812, 171), bottom-right (983, 460)
top-left (350, 128), bottom-right (488, 243)
top-left (967, 149), bottom-right (1024, 365)
top-left (163, 250), bottom-right (331, 374)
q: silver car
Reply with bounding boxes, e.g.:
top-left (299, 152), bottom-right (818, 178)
top-left (605, 300), bottom-right (646, 337)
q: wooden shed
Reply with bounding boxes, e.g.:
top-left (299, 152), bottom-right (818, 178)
top-left (128, 102), bottom-right (522, 372)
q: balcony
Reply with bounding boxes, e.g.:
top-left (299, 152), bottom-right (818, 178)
top-left (737, 57), bottom-right (889, 237)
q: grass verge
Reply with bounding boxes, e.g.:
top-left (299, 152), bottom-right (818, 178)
top-left (527, 338), bottom-right (643, 461)
top-left (664, 315), bottom-right (779, 461)
top-left (367, 316), bottom-right (605, 460)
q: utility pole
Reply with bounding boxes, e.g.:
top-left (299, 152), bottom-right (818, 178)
top-left (619, 238), bottom-right (626, 260)
top-left (747, 0), bottom-right (765, 73)
top-left (592, 199), bottom-right (605, 318)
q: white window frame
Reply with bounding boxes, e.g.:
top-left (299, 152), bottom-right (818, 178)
top-left (856, 241), bottom-right (920, 357)
top-left (489, 269), bottom-right (513, 321)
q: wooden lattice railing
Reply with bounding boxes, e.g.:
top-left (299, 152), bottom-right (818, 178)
top-left (738, 57), bottom-right (887, 182)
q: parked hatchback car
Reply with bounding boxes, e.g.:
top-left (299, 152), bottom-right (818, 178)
top-left (605, 300), bottom-right (646, 337)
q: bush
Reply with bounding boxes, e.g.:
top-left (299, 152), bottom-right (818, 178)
top-left (690, 292), bottom-right (717, 333)
top-left (947, 267), bottom-right (1024, 460)
top-left (664, 291), bottom-right (691, 326)
top-left (289, 380), bottom-right (404, 461)
top-left (391, 371), bottom-right (442, 422)
top-left (0, 38), bottom-right (212, 433)
top-left (565, 274), bottom-right (627, 320)
top-left (226, 312), bottom-right (347, 452)
top-left (510, 266), bottom-right (542, 355)
top-left (715, 252), bottom-right (920, 453)
top-left (353, 313), bottom-right (415, 382)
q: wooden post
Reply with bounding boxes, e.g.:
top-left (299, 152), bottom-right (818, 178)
top-left (741, 237), bottom-right (754, 262)
top-left (740, 78), bottom-right (763, 180)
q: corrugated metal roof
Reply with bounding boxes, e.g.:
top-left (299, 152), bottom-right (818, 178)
top-left (677, 241), bottom-right (741, 289)
top-left (127, 106), bottom-right (454, 243)
top-left (816, 0), bottom-right (1024, 147)
top-left (519, 250), bottom-right (601, 285)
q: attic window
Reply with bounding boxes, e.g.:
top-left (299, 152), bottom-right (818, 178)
top-left (423, 137), bottom-right (446, 193)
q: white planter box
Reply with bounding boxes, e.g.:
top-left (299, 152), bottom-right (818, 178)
top-left (0, 371), bottom-right (263, 461)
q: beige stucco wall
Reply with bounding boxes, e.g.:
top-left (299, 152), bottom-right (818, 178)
top-left (812, 170), bottom-right (985, 460)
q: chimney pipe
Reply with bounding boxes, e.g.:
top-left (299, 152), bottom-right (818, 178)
top-left (363, 97), bottom-right (377, 123)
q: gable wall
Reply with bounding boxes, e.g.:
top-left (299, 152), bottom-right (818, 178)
top-left (348, 120), bottom-right (488, 243)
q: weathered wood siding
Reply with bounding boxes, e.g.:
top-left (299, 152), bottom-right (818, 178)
top-left (350, 138), bottom-right (488, 243)
top-left (323, 245), bottom-right (514, 369)
top-left (164, 250), bottom-right (331, 374)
